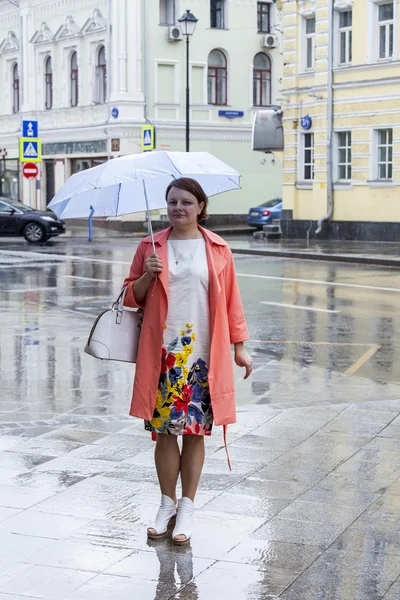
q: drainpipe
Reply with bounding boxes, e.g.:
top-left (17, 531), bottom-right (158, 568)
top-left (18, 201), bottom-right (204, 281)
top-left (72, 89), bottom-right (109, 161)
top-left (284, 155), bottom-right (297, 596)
top-left (106, 0), bottom-right (112, 160)
top-left (143, 0), bottom-right (152, 125)
top-left (315, 0), bottom-right (334, 235)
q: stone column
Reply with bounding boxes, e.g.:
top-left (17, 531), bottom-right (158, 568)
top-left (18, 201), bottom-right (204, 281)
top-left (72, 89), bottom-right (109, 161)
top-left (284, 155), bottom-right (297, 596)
top-left (110, 0), bottom-right (143, 103)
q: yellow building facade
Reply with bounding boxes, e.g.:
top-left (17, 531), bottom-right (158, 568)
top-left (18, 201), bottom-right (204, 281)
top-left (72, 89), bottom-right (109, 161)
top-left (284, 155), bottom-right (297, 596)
top-left (281, 0), bottom-right (400, 239)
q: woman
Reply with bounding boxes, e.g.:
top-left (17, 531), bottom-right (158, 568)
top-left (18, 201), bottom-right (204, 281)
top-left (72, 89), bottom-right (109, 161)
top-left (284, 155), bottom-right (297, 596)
top-left (123, 177), bottom-right (252, 545)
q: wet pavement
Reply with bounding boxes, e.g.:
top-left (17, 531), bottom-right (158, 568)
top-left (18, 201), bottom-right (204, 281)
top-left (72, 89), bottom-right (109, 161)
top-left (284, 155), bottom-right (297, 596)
top-left (1, 237), bottom-right (400, 599)
top-left (227, 235), bottom-right (400, 267)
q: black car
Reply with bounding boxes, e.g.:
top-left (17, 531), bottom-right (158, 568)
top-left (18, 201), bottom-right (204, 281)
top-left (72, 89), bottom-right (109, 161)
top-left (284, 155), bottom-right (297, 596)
top-left (0, 197), bottom-right (66, 243)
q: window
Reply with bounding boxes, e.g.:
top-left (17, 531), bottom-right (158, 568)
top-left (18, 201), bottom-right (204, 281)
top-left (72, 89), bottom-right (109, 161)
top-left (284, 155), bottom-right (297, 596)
top-left (45, 56), bottom-right (53, 110)
top-left (379, 3), bottom-right (394, 59)
top-left (303, 133), bottom-right (314, 180)
top-left (95, 46), bottom-right (107, 104)
top-left (339, 10), bottom-right (352, 64)
top-left (376, 129), bottom-right (393, 179)
top-left (253, 53), bottom-right (271, 107)
top-left (337, 131), bottom-right (352, 180)
top-left (0, 201), bottom-right (12, 213)
top-left (70, 52), bottom-right (78, 107)
top-left (257, 2), bottom-right (271, 33)
top-left (12, 63), bottom-right (19, 113)
top-left (211, 0), bottom-right (225, 29)
top-left (160, 0), bottom-right (175, 25)
top-left (305, 17), bottom-right (316, 70)
top-left (208, 49), bottom-right (227, 105)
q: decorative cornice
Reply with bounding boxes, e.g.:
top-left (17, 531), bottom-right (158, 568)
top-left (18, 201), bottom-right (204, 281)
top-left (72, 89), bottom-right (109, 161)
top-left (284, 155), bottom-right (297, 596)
top-left (31, 22), bottom-right (54, 45)
top-left (81, 9), bottom-right (106, 35)
top-left (54, 16), bottom-right (81, 41)
top-left (0, 30), bottom-right (19, 54)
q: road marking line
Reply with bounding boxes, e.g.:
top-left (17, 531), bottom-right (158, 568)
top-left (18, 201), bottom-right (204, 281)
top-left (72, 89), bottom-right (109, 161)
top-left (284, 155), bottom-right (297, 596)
top-left (345, 344), bottom-right (382, 375)
top-left (248, 340), bottom-right (377, 346)
top-left (260, 301), bottom-right (339, 314)
top-left (6, 287), bottom-right (56, 292)
top-left (0, 249), bottom-right (130, 266)
top-left (238, 273), bottom-right (400, 294)
top-left (64, 275), bottom-right (111, 283)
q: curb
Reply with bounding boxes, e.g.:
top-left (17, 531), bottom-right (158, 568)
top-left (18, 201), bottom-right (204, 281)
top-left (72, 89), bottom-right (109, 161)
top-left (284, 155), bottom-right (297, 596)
top-left (66, 226), bottom-right (254, 238)
top-left (230, 247), bottom-right (400, 268)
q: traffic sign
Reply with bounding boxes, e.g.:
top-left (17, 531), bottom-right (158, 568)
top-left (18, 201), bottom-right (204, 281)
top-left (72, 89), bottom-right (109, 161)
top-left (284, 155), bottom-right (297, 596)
top-left (20, 137), bottom-right (41, 163)
top-left (142, 125), bottom-right (155, 151)
top-left (22, 163), bottom-right (39, 179)
top-left (22, 120), bottom-right (38, 138)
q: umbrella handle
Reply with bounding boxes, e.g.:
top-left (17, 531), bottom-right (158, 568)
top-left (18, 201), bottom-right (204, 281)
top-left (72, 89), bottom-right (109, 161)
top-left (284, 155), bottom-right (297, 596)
top-left (142, 180), bottom-right (156, 253)
top-left (88, 205), bottom-right (95, 242)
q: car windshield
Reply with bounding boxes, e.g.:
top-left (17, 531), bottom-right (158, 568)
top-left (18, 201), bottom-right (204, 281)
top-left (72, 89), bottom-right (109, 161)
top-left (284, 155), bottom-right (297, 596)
top-left (260, 199), bottom-right (281, 208)
top-left (0, 198), bottom-right (31, 213)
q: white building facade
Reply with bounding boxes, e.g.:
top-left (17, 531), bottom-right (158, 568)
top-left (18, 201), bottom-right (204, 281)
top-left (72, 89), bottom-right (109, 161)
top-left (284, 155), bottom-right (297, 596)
top-left (0, 0), bottom-right (282, 217)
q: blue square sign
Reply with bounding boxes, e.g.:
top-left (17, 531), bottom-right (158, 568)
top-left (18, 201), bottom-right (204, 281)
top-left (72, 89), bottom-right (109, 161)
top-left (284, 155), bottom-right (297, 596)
top-left (22, 120), bottom-right (38, 138)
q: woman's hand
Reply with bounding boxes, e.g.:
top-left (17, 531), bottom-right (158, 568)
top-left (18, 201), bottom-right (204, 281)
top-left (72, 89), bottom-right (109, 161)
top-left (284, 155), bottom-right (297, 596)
top-left (234, 342), bottom-right (253, 379)
top-left (145, 252), bottom-right (163, 279)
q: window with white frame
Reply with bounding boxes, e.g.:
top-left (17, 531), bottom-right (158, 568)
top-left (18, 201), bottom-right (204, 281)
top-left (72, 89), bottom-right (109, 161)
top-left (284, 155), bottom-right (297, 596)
top-left (211, 0), bottom-right (226, 29)
top-left (376, 128), bottom-right (393, 179)
top-left (305, 17), bottom-right (316, 70)
top-left (337, 131), bottom-right (352, 180)
top-left (70, 52), bottom-right (78, 107)
top-left (253, 53), bottom-right (272, 107)
top-left (45, 56), bottom-right (53, 110)
top-left (160, 0), bottom-right (175, 25)
top-left (257, 2), bottom-right (271, 33)
top-left (301, 133), bottom-right (314, 180)
top-left (338, 10), bottom-right (352, 64)
top-left (95, 45), bottom-right (106, 104)
top-left (378, 2), bottom-right (394, 59)
top-left (208, 49), bottom-right (227, 105)
top-left (12, 63), bottom-right (20, 113)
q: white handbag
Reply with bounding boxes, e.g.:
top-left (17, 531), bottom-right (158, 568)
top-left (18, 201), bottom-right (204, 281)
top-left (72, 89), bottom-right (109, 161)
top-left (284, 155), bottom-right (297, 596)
top-left (84, 286), bottom-right (142, 363)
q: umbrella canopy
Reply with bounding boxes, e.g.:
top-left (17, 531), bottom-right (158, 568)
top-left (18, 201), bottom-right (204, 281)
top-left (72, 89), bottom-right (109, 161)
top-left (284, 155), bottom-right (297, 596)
top-left (48, 151), bottom-right (241, 220)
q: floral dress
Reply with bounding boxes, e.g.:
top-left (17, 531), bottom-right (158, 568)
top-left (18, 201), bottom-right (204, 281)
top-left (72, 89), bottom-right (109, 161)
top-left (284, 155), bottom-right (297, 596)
top-left (145, 238), bottom-right (213, 436)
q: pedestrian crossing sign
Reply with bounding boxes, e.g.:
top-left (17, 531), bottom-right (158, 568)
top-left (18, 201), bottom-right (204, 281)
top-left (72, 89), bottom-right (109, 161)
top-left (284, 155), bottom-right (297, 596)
top-left (141, 125), bottom-right (155, 151)
top-left (20, 137), bottom-right (41, 163)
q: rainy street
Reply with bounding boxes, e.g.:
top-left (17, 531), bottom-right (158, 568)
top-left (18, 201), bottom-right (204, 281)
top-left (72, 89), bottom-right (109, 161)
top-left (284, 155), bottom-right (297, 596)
top-left (1, 236), bottom-right (400, 600)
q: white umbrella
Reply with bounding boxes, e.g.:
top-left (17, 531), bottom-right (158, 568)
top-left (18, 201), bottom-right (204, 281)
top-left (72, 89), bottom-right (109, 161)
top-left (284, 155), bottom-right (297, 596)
top-left (48, 151), bottom-right (241, 249)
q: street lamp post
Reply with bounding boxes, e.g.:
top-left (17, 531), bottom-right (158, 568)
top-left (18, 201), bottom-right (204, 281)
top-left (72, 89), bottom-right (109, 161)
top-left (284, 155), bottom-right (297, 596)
top-left (178, 10), bottom-right (198, 152)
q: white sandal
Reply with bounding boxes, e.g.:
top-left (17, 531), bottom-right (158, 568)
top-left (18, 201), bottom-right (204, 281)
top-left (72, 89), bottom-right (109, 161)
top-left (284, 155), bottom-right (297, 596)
top-left (147, 494), bottom-right (177, 539)
top-left (172, 497), bottom-right (194, 546)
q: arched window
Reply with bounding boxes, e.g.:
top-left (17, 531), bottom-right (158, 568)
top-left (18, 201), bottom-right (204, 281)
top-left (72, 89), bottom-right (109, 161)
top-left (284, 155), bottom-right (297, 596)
top-left (70, 52), bottom-right (78, 107)
top-left (253, 53), bottom-right (271, 107)
top-left (45, 56), bottom-right (53, 110)
top-left (12, 63), bottom-right (19, 113)
top-left (95, 45), bottom-right (106, 104)
top-left (207, 49), bottom-right (227, 105)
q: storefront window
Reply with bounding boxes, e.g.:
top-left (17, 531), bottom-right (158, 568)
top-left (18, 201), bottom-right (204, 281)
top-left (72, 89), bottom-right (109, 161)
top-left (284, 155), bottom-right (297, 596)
top-left (0, 159), bottom-right (19, 200)
top-left (71, 157), bottom-right (107, 174)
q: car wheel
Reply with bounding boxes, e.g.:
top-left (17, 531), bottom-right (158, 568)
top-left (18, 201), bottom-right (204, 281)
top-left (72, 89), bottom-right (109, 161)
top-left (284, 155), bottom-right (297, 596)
top-left (23, 222), bottom-right (46, 243)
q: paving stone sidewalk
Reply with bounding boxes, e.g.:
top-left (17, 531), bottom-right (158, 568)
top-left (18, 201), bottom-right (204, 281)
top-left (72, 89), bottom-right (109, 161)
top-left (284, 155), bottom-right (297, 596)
top-left (1, 358), bottom-right (400, 600)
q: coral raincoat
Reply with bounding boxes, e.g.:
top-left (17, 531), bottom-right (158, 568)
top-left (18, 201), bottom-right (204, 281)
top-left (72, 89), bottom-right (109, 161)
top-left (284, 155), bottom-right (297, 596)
top-left (123, 225), bottom-right (249, 427)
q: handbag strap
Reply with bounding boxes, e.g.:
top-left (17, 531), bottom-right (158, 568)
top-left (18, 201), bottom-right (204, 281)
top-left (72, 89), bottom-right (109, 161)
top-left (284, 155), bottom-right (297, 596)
top-left (112, 286), bottom-right (128, 312)
top-left (112, 286), bottom-right (142, 314)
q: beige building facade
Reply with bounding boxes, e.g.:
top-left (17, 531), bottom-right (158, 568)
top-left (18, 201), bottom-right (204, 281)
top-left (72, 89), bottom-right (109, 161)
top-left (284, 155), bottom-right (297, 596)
top-left (280, 0), bottom-right (400, 239)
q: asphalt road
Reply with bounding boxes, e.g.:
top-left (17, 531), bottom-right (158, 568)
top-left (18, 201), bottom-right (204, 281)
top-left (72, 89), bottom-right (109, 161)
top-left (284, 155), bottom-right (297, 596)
top-left (2, 236), bottom-right (400, 389)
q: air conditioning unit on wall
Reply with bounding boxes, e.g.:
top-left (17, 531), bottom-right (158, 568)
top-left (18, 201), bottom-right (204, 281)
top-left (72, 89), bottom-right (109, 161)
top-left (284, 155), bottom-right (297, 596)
top-left (262, 34), bottom-right (279, 49)
top-left (168, 26), bottom-right (183, 41)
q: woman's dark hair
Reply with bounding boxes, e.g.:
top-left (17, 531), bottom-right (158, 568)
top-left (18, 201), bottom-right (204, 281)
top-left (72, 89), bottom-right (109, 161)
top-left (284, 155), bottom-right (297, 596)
top-left (165, 177), bottom-right (209, 222)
